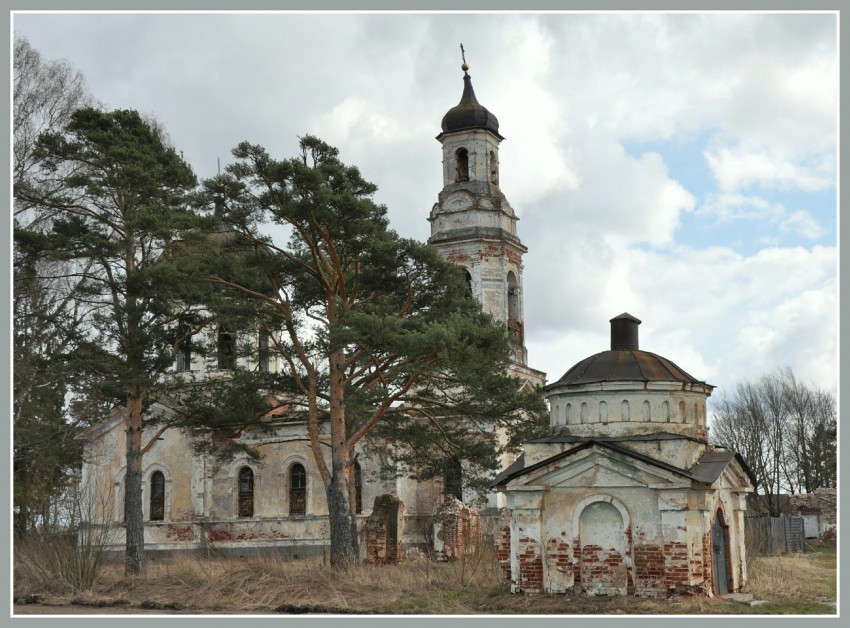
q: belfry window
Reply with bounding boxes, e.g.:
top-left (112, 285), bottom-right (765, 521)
top-left (238, 467), bottom-right (254, 518)
top-left (150, 471), bottom-right (165, 521)
top-left (290, 463), bottom-right (307, 515)
top-left (489, 150), bottom-right (499, 185)
top-left (455, 148), bottom-right (469, 182)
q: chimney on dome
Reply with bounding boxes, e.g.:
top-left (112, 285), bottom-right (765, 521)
top-left (610, 313), bottom-right (641, 351)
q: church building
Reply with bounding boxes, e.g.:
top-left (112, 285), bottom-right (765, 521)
top-left (77, 61), bottom-right (544, 557)
top-left (493, 313), bottom-right (755, 597)
top-left (78, 59), bottom-right (752, 598)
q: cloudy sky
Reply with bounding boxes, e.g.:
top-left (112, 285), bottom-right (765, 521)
top-left (12, 11), bottom-right (838, 401)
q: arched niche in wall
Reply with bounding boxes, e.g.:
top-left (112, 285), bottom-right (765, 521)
top-left (574, 495), bottom-right (631, 596)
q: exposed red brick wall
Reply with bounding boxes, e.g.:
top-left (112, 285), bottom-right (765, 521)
top-left (517, 534), bottom-right (543, 592)
top-left (579, 544), bottom-right (626, 595)
top-left (546, 537), bottom-right (572, 589)
top-left (496, 522), bottom-right (512, 581)
top-left (433, 497), bottom-right (482, 562)
top-left (663, 541), bottom-right (690, 593)
top-left (632, 544), bottom-right (666, 598)
top-left (362, 495), bottom-right (404, 565)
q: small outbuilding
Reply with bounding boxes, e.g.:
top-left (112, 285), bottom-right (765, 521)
top-left (494, 314), bottom-right (755, 597)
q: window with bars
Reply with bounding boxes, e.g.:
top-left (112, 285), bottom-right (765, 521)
top-left (289, 463), bottom-right (306, 515)
top-left (150, 471), bottom-right (165, 521)
top-left (238, 467), bottom-right (254, 518)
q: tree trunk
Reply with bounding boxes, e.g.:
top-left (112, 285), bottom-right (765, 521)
top-left (327, 466), bottom-right (358, 569)
top-left (124, 388), bottom-right (145, 575)
top-left (327, 348), bottom-right (358, 569)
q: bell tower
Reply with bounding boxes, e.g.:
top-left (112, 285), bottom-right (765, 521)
top-left (428, 55), bottom-right (530, 366)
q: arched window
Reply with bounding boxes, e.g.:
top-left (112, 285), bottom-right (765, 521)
top-left (354, 461), bottom-right (363, 515)
top-left (662, 401), bottom-right (670, 423)
top-left (218, 325), bottom-right (236, 370)
top-left (489, 150), bottom-right (499, 185)
top-left (621, 400), bottom-right (630, 422)
top-left (679, 401), bottom-right (687, 423)
top-left (580, 402), bottom-right (589, 424)
top-left (150, 471), bottom-right (165, 521)
top-left (463, 269), bottom-right (473, 297)
top-left (455, 148), bottom-right (469, 182)
top-left (600, 401), bottom-right (608, 424)
top-left (238, 467), bottom-right (254, 518)
top-left (642, 400), bottom-right (651, 421)
top-left (289, 463), bottom-right (306, 515)
top-left (565, 403), bottom-right (572, 424)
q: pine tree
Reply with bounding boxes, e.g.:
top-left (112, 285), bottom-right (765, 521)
top-left (16, 107), bottom-right (204, 574)
top-left (195, 136), bottom-right (547, 569)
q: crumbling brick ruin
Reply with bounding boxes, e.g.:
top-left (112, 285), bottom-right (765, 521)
top-left (432, 496), bottom-right (483, 561)
top-left (361, 494), bottom-right (404, 564)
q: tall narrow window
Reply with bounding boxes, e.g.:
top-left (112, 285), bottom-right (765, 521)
top-left (175, 324), bottom-right (192, 372)
top-left (489, 150), bottom-right (499, 185)
top-left (455, 148), bottom-right (469, 182)
top-left (444, 457), bottom-right (463, 502)
top-left (218, 325), bottom-right (236, 370)
top-left (506, 272), bottom-right (522, 347)
top-left (290, 463), bottom-right (306, 515)
top-left (258, 331), bottom-right (269, 373)
top-left (150, 471), bottom-right (165, 521)
top-left (463, 270), bottom-right (473, 298)
top-left (354, 461), bottom-right (363, 515)
top-left (238, 467), bottom-right (254, 518)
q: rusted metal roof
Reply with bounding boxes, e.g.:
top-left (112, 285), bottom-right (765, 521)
top-left (491, 439), bottom-right (701, 488)
top-left (493, 440), bottom-right (755, 489)
top-left (689, 450), bottom-right (757, 486)
top-left (439, 72), bottom-right (502, 139)
top-left (546, 349), bottom-right (708, 389)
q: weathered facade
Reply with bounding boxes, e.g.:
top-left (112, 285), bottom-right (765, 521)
top-left (77, 63), bottom-right (545, 555)
top-left (494, 314), bottom-right (755, 597)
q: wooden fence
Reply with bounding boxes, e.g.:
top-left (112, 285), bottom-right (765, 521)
top-left (745, 514), bottom-right (805, 555)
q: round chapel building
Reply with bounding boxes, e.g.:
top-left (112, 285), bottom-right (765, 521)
top-left (494, 314), bottom-right (755, 597)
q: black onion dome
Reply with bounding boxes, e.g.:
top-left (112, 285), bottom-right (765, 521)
top-left (549, 350), bottom-right (705, 388)
top-left (440, 72), bottom-right (502, 138)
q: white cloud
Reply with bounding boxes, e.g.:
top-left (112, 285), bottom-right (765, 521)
top-left (13, 11), bottom-right (838, 398)
top-left (696, 193), bottom-right (826, 241)
top-left (705, 144), bottom-right (835, 193)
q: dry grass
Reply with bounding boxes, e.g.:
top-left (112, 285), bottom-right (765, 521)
top-left (14, 541), bottom-right (837, 615)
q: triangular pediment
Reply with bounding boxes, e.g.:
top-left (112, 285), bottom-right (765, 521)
top-left (714, 459), bottom-right (755, 491)
top-left (507, 445), bottom-right (690, 490)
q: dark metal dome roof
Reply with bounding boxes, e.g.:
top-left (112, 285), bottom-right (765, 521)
top-left (549, 349), bottom-right (705, 387)
top-left (547, 312), bottom-right (710, 388)
top-left (440, 72), bottom-right (502, 138)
